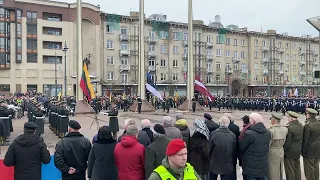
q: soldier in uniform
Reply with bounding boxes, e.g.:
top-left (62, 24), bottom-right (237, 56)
top-left (137, 96), bottom-right (142, 114)
top-left (192, 96), bottom-right (196, 112)
top-left (284, 111), bottom-right (303, 180)
top-left (302, 108), bottom-right (320, 180)
top-left (107, 105), bottom-right (119, 139)
top-left (268, 112), bottom-right (288, 180)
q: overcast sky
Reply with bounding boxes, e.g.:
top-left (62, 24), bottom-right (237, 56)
top-left (61, 0), bottom-right (320, 37)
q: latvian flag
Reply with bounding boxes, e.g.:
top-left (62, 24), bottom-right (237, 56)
top-left (194, 75), bottom-right (214, 102)
top-left (80, 63), bottom-right (96, 102)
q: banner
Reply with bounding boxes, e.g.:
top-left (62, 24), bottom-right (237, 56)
top-left (145, 84), bottom-right (163, 101)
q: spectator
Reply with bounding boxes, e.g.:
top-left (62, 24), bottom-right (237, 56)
top-left (163, 116), bottom-right (182, 139)
top-left (115, 125), bottom-right (145, 180)
top-left (174, 118), bottom-right (190, 146)
top-left (141, 119), bottom-right (154, 143)
top-left (88, 126), bottom-right (117, 180)
top-left (117, 119), bottom-right (150, 147)
top-left (203, 113), bottom-right (219, 133)
top-left (238, 115), bottom-right (251, 167)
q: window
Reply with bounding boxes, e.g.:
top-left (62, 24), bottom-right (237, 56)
top-left (207, 36), bottom-right (211, 42)
top-left (148, 45), bottom-right (155, 52)
top-left (262, 52), bottom-right (267, 58)
top-left (106, 56), bottom-right (114, 64)
top-left (149, 59), bottom-right (155, 66)
top-left (160, 73), bottom-right (166, 81)
top-left (43, 84), bottom-right (62, 96)
top-left (160, 45), bottom-right (167, 53)
top-left (226, 38), bottom-right (230, 45)
top-left (149, 31), bottom-right (155, 38)
top-left (160, 31), bottom-right (168, 39)
top-left (207, 63), bottom-right (212, 69)
top-left (47, 15), bottom-right (61, 21)
top-left (121, 58), bottom-right (128, 65)
top-left (233, 63), bottom-right (239, 70)
top-left (262, 40), bottom-right (266, 47)
top-left (286, 54), bottom-right (290, 61)
top-left (240, 51), bottom-right (245, 58)
top-left (0, 22), bottom-right (4, 34)
top-left (16, 24), bottom-right (21, 37)
top-left (183, 61), bottom-right (187, 67)
top-left (0, 0), bottom-right (3, 5)
top-left (241, 64), bottom-right (246, 70)
top-left (27, 54), bottom-right (37, 63)
top-left (183, 33), bottom-right (188, 40)
top-left (0, 84), bottom-right (10, 92)
top-left (47, 28), bottom-right (61, 36)
top-left (0, 37), bottom-right (4, 49)
top-left (216, 62), bottom-right (221, 69)
top-left (254, 51), bottom-right (258, 58)
top-left (293, 65), bottom-right (296, 71)
top-left (225, 50), bottom-right (230, 57)
top-left (120, 28), bottom-right (127, 35)
top-left (206, 76), bottom-right (211, 84)
top-left (216, 75), bottom-right (221, 82)
top-left (121, 73), bottom-right (128, 84)
top-left (226, 63), bottom-right (231, 70)
top-left (120, 42), bottom-right (128, 50)
top-left (172, 73), bottom-right (178, 81)
top-left (106, 25), bottom-right (113, 33)
top-left (0, 8), bottom-right (4, 18)
top-left (216, 36), bottom-right (221, 44)
top-left (43, 56), bottom-right (62, 63)
top-left (241, 40), bottom-right (245, 46)
top-left (293, 55), bottom-right (296, 61)
top-left (254, 39), bottom-right (258, 46)
top-left (207, 50), bottom-right (212, 55)
top-left (16, 10), bottom-right (22, 20)
top-left (47, 42), bottom-right (60, 50)
top-left (234, 51), bottom-right (238, 57)
top-left (160, 59), bottom-right (166, 67)
top-left (107, 72), bottom-right (114, 80)
top-left (16, 39), bottom-right (22, 50)
top-left (27, 25), bottom-right (37, 36)
top-left (278, 42), bottom-right (282, 48)
top-left (27, 12), bottom-right (37, 23)
top-left (27, 40), bottom-right (37, 50)
top-left (183, 47), bottom-right (188, 54)
top-left (286, 43), bottom-right (289, 49)
top-left (172, 60), bottom-right (178, 67)
top-left (254, 63), bottom-right (259, 70)
top-left (16, 54), bottom-right (22, 63)
top-left (216, 49), bottom-right (221, 56)
top-left (106, 40), bottom-right (114, 49)
top-left (234, 39), bottom-right (238, 46)
top-left (173, 32), bottom-right (179, 40)
top-left (173, 46), bottom-right (178, 54)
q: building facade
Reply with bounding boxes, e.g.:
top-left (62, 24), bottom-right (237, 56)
top-left (0, 0), bottom-right (101, 96)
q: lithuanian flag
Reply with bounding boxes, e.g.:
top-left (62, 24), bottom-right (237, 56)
top-left (80, 63), bottom-right (96, 102)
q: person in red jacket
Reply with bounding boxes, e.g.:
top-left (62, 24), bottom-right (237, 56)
top-left (114, 125), bottom-right (145, 180)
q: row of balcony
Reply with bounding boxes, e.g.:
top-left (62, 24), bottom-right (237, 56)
top-left (261, 69), bottom-right (307, 76)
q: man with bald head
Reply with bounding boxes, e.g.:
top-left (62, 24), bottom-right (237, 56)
top-left (239, 113), bottom-right (271, 180)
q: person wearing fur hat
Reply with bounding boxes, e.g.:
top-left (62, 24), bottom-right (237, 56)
top-left (148, 138), bottom-right (201, 180)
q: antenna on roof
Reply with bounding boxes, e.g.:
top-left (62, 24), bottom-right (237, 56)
top-left (261, 26), bottom-right (263, 33)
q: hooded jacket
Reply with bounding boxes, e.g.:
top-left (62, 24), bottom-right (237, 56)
top-left (114, 136), bottom-right (145, 180)
top-left (175, 119), bottom-right (190, 145)
top-left (4, 133), bottom-right (51, 180)
top-left (239, 122), bottom-right (271, 177)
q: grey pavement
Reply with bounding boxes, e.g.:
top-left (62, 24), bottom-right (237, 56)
top-left (0, 109), bottom-right (310, 180)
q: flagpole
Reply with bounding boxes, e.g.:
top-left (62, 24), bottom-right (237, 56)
top-left (187, 0), bottom-right (194, 109)
top-left (138, 0), bottom-right (146, 100)
top-left (76, 0), bottom-right (83, 101)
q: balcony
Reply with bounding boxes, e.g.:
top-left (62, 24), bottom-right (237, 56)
top-left (299, 50), bottom-right (306, 56)
top-left (299, 61), bottom-right (306, 65)
top-left (206, 68), bottom-right (213, 74)
top-left (119, 65), bottom-right (130, 72)
top-left (119, 50), bottom-right (130, 56)
top-left (299, 71), bottom-right (306, 76)
top-left (182, 40), bottom-right (188, 47)
top-left (147, 51), bottom-right (157, 58)
top-left (278, 70), bottom-right (284, 75)
top-left (278, 48), bottom-right (285, 53)
top-left (312, 51), bottom-right (319, 56)
top-left (119, 34), bottom-right (129, 41)
top-left (147, 37), bottom-right (158, 43)
top-left (242, 69), bottom-right (249, 74)
top-left (225, 69), bottom-right (232, 74)
top-left (206, 55), bottom-right (213, 61)
top-left (261, 58), bottom-right (269, 63)
top-left (182, 67), bottom-right (187, 72)
top-left (261, 46), bottom-right (269, 51)
top-left (182, 54), bottom-right (188, 60)
top-left (278, 59), bottom-right (285, 64)
top-left (148, 66), bottom-right (156, 72)
top-left (206, 42), bottom-right (213, 48)
top-left (232, 57), bottom-right (241, 63)
top-left (262, 69), bottom-right (268, 74)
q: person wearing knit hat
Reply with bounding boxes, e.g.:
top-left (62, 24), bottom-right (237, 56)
top-left (203, 113), bottom-right (219, 133)
top-left (149, 138), bottom-right (201, 180)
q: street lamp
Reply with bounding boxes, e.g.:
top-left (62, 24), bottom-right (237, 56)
top-left (62, 41), bottom-right (68, 98)
top-left (54, 52), bottom-right (58, 97)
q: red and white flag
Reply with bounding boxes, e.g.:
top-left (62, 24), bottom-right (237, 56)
top-left (194, 75), bottom-right (214, 101)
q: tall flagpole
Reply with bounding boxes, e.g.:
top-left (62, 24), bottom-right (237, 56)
top-left (139, 0), bottom-right (146, 99)
top-left (187, 0), bottom-right (194, 109)
top-left (76, 0), bottom-right (83, 101)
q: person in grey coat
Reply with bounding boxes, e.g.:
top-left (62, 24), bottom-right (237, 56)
top-left (145, 124), bottom-right (171, 179)
top-left (163, 116), bottom-right (182, 139)
top-left (209, 116), bottom-right (236, 180)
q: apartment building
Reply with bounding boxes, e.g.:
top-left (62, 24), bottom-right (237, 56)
top-left (0, 0), bottom-right (101, 96)
top-left (102, 12), bottom-right (320, 97)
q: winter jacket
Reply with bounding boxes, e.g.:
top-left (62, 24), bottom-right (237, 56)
top-left (175, 121), bottom-right (190, 146)
top-left (54, 132), bottom-right (91, 180)
top-left (204, 119), bottom-right (219, 133)
top-left (302, 117), bottom-right (320, 158)
top-left (163, 124), bottom-right (182, 140)
top-left (87, 138), bottom-right (118, 180)
top-left (4, 133), bottom-right (51, 180)
top-left (239, 122), bottom-right (271, 177)
top-left (145, 134), bottom-right (171, 179)
top-left (188, 132), bottom-right (210, 174)
top-left (209, 127), bottom-right (236, 175)
top-left (118, 130), bottom-right (151, 147)
top-left (142, 127), bottom-right (154, 143)
top-left (114, 136), bottom-right (145, 180)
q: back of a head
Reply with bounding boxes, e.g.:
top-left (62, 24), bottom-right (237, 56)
top-left (124, 119), bottom-right (135, 127)
top-left (219, 116), bottom-right (230, 127)
top-left (249, 112), bottom-right (263, 124)
top-left (126, 125), bottom-right (139, 136)
top-left (141, 119), bottom-right (151, 129)
top-left (223, 113), bottom-right (234, 122)
top-left (175, 113), bottom-right (183, 120)
top-left (163, 116), bottom-right (174, 126)
top-left (97, 126), bottom-right (112, 141)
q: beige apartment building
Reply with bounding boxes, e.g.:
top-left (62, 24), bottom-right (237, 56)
top-left (0, 0), bottom-right (101, 96)
top-left (102, 12), bottom-right (320, 97)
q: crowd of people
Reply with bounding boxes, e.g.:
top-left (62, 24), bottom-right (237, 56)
top-left (2, 105), bottom-right (320, 180)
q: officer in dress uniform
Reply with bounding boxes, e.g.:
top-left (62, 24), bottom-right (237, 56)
top-left (108, 105), bottom-right (119, 140)
top-left (192, 97), bottom-right (196, 112)
top-left (137, 96), bottom-right (142, 114)
top-left (302, 108), bottom-right (320, 180)
top-left (268, 112), bottom-right (288, 180)
top-left (284, 111), bottom-right (303, 180)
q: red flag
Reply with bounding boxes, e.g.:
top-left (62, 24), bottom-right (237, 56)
top-left (194, 75), bottom-right (214, 101)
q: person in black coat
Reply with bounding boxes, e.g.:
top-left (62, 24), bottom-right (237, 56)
top-left (107, 105), bottom-right (119, 139)
top-left (203, 113), bottom-right (219, 133)
top-left (141, 119), bottom-right (154, 143)
top-left (4, 122), bottom-right (51, 180)
top-left (54, 120), bottom-right (91, 180)
top-left (88, 126), bottom-right (117, 180)
top-left (238, 113), bottom-right (271, 180)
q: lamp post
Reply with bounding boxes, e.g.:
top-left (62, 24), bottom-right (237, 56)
top-left (54, 52), bottom-right (58, 97)
top-left (155, 62), bottom-right (158, 86)
top-left (62, 41), bottom-right (68, 98)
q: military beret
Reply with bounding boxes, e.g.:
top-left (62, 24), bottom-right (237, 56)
top-left (24, 122), bottom-right (38, 129)
top-left (270, 112), bottom-right (283, 121)
top-left (306, 108), bottom-right (318, 115)
top-left (68, 120), bottom-right (81, 130)
top-left (287, 111), bottom-right (299, 118)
